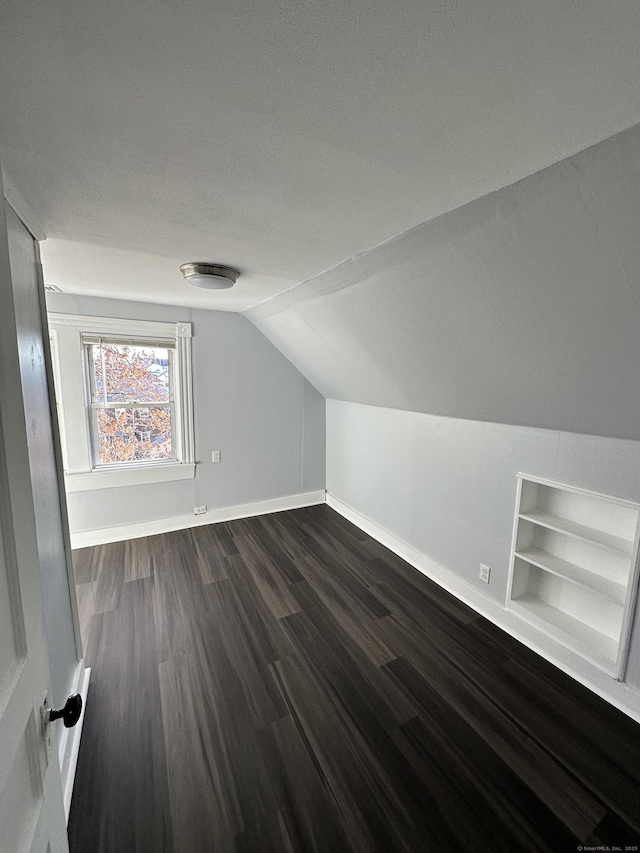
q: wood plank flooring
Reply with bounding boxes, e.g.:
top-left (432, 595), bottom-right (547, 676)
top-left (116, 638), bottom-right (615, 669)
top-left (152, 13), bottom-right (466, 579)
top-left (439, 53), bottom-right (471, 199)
top-left (68, 505), bottom-right (640, 852)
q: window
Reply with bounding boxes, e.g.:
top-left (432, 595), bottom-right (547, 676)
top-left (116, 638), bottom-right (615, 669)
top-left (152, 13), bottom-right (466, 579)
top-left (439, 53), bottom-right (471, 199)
top-left (47, 314), bottom-right (195, 491)
top-left (85, 338), bottom-right (175, 466)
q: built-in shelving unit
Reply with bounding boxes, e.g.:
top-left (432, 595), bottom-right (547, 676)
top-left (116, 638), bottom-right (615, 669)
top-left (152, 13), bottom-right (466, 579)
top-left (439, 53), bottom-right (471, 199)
top-left (506, 476), bottom-right (640, 679)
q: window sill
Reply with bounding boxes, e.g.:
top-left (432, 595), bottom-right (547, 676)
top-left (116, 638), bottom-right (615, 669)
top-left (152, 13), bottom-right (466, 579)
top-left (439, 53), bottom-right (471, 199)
top-left (64, 462), bottom-right (196, 492)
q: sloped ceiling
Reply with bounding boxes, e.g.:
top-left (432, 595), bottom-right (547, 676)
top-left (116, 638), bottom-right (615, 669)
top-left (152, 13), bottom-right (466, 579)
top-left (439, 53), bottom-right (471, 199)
top-left (2, 1), bottom-right (640, 310)
top-left (246, 126), bottom-right (640, 440)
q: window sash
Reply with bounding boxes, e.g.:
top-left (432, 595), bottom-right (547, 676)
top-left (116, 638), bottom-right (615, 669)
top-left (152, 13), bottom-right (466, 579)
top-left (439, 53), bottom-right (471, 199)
top-left (85, 340), bottom-right (177, 467)
top-left (89, 404), bottom-right (177, 468)
top-left (86, 339), bottom-right (175, 405)
top-left (89, 401), bottom-right (173, 411)
top-left (82, 333), bottom-right (176, 348)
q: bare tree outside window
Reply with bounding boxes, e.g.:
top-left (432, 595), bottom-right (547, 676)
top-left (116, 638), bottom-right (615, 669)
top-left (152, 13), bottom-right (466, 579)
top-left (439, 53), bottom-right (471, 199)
top-left (88, 342), bottom-right (174, 464)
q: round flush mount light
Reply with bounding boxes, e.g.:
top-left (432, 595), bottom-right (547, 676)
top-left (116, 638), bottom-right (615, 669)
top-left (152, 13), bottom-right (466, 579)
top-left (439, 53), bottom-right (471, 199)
top-left (180, 263), bottom-right (239, 290)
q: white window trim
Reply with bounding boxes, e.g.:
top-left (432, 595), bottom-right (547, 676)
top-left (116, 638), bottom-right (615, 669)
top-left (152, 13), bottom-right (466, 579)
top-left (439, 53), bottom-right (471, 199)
top-left (48, 313), bottom-right (195, 491)
top-left (64, 462), bottom-right (195, 491)
top-left (48, 329), bottom-right (69, 473)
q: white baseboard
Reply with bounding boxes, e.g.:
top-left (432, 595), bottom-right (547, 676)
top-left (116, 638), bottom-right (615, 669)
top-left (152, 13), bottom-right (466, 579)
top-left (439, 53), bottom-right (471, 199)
top-left (70, 490), bottom-right (327, 549)
top-left (326, 493), bottom-right (640, 725)
top-left (56, 661), bottom-right (91, 823)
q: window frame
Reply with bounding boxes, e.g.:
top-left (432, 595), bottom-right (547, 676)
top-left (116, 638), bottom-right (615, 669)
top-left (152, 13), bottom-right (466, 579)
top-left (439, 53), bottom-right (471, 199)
top-left (47, 314), bottom-right (195, 492)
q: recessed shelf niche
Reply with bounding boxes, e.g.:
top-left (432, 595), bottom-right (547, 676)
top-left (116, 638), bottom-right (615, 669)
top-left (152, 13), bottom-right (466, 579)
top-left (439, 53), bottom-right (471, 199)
top-left (506, 476), bottom-right (640, 679)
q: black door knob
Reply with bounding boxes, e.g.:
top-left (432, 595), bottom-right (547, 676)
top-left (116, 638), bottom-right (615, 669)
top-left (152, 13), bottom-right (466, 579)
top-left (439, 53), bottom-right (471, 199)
top-left (49, 693), bottom-right (83, 728)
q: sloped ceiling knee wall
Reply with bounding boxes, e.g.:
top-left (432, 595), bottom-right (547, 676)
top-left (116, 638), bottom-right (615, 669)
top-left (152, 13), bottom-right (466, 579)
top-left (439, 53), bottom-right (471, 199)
top-left (246, 123), bottom-right (640, 441)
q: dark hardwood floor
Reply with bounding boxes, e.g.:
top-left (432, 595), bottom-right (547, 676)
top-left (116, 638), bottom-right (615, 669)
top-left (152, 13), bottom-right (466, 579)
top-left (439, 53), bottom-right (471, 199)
top-left (68, 505), bottom-right (640, 852)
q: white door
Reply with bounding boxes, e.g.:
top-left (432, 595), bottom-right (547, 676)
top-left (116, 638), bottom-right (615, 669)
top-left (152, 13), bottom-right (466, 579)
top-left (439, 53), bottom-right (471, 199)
top-left (0, 186), bottom-right (69, 850)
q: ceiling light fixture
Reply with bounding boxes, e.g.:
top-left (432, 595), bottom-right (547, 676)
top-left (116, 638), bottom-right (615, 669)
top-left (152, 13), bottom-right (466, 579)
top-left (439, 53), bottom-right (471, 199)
top-left (180, 263), bottom-right (239, 290)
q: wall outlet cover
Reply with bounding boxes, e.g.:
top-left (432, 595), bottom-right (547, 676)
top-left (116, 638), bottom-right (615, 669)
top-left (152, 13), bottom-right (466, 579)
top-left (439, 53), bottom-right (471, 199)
top-left (194, 505), bottom-right (208, 515)
top-left (212, 451), bottom-right (221, 463)
top-left (480, 564), bottom-right (491, 583)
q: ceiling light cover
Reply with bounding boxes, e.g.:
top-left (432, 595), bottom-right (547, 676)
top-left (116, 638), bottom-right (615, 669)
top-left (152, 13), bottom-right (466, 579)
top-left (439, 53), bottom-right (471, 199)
top-left (180, 263), bottom-right (239, 289)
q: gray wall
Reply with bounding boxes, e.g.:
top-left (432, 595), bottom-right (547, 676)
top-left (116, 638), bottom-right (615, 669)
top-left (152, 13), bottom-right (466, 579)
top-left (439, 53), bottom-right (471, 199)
top-left (46, 293), bottom-right (326, 534)
top-left (326, 400), bottom-right (640, 692)
top-left (7, 204), bottom-right (78, 710)
top-left (247, 123), bottom-right (640, 442)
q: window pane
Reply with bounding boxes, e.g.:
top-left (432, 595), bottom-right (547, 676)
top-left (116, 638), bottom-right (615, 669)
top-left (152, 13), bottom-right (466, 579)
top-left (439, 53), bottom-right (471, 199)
top-left (91, 343), bottom-right (170, 404)
top-left (96, 406), bottom-right (173, 463)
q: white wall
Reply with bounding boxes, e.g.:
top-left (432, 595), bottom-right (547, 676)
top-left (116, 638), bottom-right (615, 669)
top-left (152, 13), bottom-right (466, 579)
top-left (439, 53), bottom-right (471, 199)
top-left (247, 124), bottom-right (640, 442)
top-left (45, 293), bottom-right (326, 535)
top-left (326, 400), bottom-right (640, 696)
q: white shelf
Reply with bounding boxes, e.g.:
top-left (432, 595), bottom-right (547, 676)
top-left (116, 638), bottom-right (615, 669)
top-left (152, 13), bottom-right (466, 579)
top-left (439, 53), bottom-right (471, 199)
top-left (514, 547), bottom-right (627, 605)
top-left (518, 510), bottom-right (634, 557)
top-left (508, 476), bottom-right (640, 679)
top-left (510, 595), bottom-right (619, 667)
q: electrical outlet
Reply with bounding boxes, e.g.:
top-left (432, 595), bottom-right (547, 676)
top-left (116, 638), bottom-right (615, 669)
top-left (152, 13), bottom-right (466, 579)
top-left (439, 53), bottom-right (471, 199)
top-left (194, 505), bottom-right (208, 515)
top-left (211, 450), bottom-right (221, 463)
top-left (479, 563), bottom-right (491, 584)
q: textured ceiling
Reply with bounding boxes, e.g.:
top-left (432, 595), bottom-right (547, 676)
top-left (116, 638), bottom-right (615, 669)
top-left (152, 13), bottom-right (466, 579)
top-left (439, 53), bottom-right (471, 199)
top-left (2, 0), bottom-right (640, 311)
